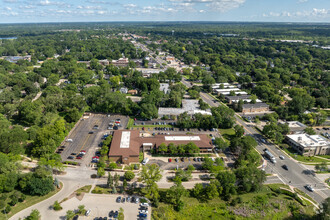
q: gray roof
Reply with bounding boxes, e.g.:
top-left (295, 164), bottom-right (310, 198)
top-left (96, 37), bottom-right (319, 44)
top-left (225, 95), bottom-right (251, 100)
top-left (243, 103), bottom-right (269, 108)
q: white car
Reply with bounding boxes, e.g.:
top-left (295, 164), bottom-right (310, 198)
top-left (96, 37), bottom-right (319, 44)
top-left (279, 155), bottom-right (285, 160)
top-left (140, 203), bottom-right (149, 207)
top-left (305, 185), bottom-right (314, 192)
top-left (85, 209), bottom-right (91, 216)
top-left (66, 139), bottom-right (73, 142)
top-left (140, 210), bottom-right (148, 214)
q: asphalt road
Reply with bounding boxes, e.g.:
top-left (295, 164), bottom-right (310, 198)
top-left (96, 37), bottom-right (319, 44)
top-left (182, 77), bottom-right (330, 204)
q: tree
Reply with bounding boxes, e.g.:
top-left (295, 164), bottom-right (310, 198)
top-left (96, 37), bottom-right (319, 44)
top-left (234, 125), bottom-right (244, 138)
top-left (318, 197), bottom-right (330, 220)
top-left (124, 171), bottom-right (135, 181)
top-left (164, 182), bottom-right (186, 211)
top-left (123, 179), bottom-right (128, 191)
top-left (214, 138), bottom-right (229, 152)
top-left (77, 205), bottom-right (86, 214)
top-left (202, 157), bottom-right (214, 171)
top-left (114, 173), bottom-right (120, 187)
top-left (235, 166), bottom-right (266, 193)
top-left (108, 162), bottom-right (117, 170)
top-left (66, 210), bottom-right (75, 220)
top-left (304, 127), bottom-right (316, 135)
top-left (139, 164), bottom-right (162, 202)
top-left (216, 171), bottom-right (236, 199)
top-left (25, 209), bottom-right (41, 220)
top-left (107, 172), bottom-right (113, 188)
top-left (158, 143), bottom-right (168, 154)
top-left (202, 74), bottom-right (215, 92)
top-left (52, 201), bottom-right (62, 211)
top-left (97, 167), bottom-right (105, 177)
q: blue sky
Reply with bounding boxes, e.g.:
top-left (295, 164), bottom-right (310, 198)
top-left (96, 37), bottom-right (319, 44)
top-left (0, 0), bottom-right (329, 23)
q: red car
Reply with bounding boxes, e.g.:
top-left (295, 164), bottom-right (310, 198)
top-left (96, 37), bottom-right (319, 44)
top-left (76, 156), bottom-right (82, 159)
top-left (168, 158), bottom-right (172, 162)
top-left (93, 156), bottom-right (99, 159)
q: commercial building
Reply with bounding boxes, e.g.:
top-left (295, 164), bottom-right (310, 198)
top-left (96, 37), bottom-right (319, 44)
top-left (158, 99), bottom-right (211, 119)
top-left (286, 134), bottom-right (330, 156)
top-left (112, 58), bottom-right (129, 67)
top-left (279, 121), bottom-right (307, 134)
top-left (242, 103), bottom-right (269, 113)
top-left (109, 130), bottom-right (213, 164)
top-left (225, 95), bottom-right (262, 105)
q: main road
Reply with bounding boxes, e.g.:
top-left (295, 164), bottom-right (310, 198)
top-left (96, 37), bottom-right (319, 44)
top-left (181, 77), bottom-right (330, 205)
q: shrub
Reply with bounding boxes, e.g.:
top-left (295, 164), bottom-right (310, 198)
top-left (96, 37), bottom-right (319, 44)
top-left (53, 201), bottom-right (62, 211)
top-left (124, 171), bottom-right (135, 181)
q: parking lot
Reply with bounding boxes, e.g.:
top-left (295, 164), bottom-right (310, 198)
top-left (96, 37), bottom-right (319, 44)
top-left (58, 114), bottom-right (129, 166)
top-left (51, 194), bottom-right (150, 220)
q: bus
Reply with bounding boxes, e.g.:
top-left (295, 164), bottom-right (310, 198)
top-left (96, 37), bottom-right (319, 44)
top-left (264, 148), bottom-right (276, 163)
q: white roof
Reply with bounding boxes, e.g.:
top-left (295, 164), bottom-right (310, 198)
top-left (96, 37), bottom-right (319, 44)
top-left (120, 131), bottom-right (131, 148)
top-left (287, 134), bottom-right (330, 148)
top-left (165, 136), bottom-right (201, 141)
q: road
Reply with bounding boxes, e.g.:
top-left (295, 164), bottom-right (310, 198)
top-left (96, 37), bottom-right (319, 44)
top-left (181, 77), bottom-right (330, 204)
top-left (135, 42), bottom-right (165, 69)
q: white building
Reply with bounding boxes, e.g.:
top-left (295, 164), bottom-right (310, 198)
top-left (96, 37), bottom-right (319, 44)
top-left (286, 134), bottom-right (330, 156)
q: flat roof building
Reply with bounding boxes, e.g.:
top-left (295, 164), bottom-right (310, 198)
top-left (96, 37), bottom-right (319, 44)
top-left (242, 103), bottom-right (269, 113)
top-left (280, 121), bottom-right (307, 133)
top-left (286, 134), bottom-right (330, 156)
top-left (158, 99), bottom-right (211, 118)
top-left (109, 130), bottom-right (213, 164)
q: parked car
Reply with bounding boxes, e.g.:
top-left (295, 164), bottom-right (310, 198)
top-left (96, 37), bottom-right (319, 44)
top-left (140, 210), bottom-right (148, 214)
top-left (121, 197), bottom-right (125, 203)
top-left (168, 158), bottom-right (172, 162)
top-left (71, 153), bottom-right (77, 155)
top-left (175, 158), bottom-right (178, 162)
top-left (126, 196), bottom-right (131, 202)
top-left (85, 209), bottom-right (91, 216)
top-left (109, 210), bottom-right (114, 217)
top-left (89, 131), bottom-right (94, 134)
top-left (131, 197), bottom-right (136, 203)
top-left (116, 196), bottom-right (121, 203)
top-left (113, 211), bottom-right (119, 218)
top-left (76, 156), bottom-right (82, 159)
top-left (66, 139), bottom-right (73, 142)
top-left (67, 156), bottom-right (74, 159)
top-left (141, 203), bottom-right (149, 207)
top-left (279, 155), bottom-right (285, 160)
top-left (139, 213), bottom-right (147, 218)
top-left (80, 150), bottom-right (86, 155)
top-left (135, 197), bottom-right (139, 204)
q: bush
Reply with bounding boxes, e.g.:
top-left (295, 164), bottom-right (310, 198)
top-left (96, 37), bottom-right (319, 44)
top-left (19, 193), bottom-right (26, 202)
top-left (124, 171), bottom-right (135, 181)
top-left (3, 205), bottom-right (11, 214)
top-left (53, 201), bottom-right (62, 211)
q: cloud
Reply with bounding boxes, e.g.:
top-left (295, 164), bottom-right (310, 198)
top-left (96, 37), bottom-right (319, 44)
top-left (298, 0), bottom-right (308, 3)
top-left (123, 4), bottom-right (137, 8)
top-left (168, 0), bottom-right (246, 12)
top-left (263, 8), bottom-right (329, 18)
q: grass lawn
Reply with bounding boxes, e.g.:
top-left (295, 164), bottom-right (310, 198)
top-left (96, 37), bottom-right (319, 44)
top-left (132, 124), bottom-right (174, 128)
top-left (0, 183), bottom-right (63, 220)
top-left (127, 118), bottom-right (134, 129)
top-left (152, 184), bottom-right (315, 220)
top-left (91, 185), bottom-right (112, 194)
top-left (219, 128), bottom-right (236, 142)
top-left (294, 188), bottom-right (316, 204)
top-left (317, 155), bottom-right (330, 160)
top-left (75, 185), bottom-right (92, 194)
top-left (282, 147), bottom-right (330, 164)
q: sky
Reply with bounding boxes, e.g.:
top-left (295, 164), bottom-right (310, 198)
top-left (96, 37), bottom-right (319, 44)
top-left (0, 0), bottom-right (329, 23)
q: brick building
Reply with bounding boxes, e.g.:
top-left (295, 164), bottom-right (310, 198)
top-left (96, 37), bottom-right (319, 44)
top-left (109, 130), bottom-right (213, 164)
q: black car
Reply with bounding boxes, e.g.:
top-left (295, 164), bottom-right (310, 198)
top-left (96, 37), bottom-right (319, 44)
top-left (121, 197), bottom-right (125, 203)
top-left (113, 211), bottom-right (119, 218)
top-left (131, 197), bottom-right (136, 203)
top-left (116, 196), bottom-right (121, 203)
top-left (113, 126), bottom-right (118, 130)
top-left (71, 153), bottom-right (77, 155)
top-left (282, 165), bottom-right (289, 170)
top-left (109, 210), bottom-right (114, 217)
top-left (89, 131), bottom-right (94, 134)
top-left (67, 156), bottom-right (74, 159)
